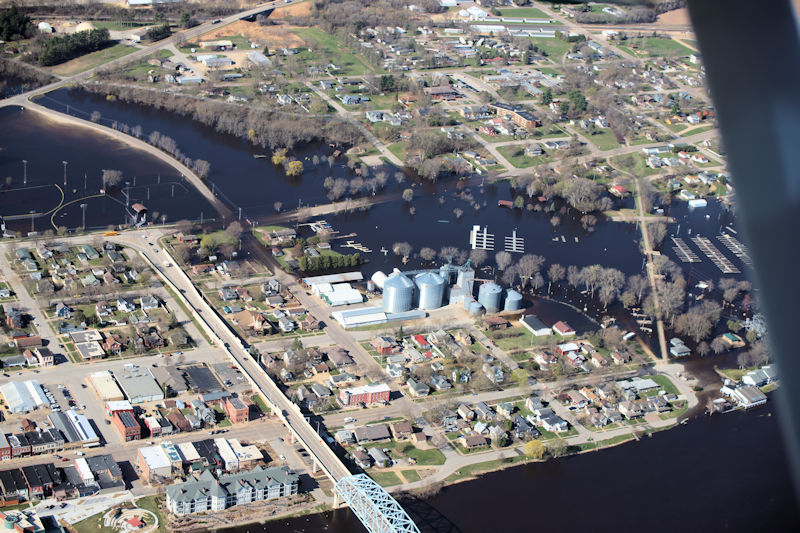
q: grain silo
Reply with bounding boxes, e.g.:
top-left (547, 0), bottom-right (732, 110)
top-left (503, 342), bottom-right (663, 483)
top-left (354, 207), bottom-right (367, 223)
top-left (504, 289), bottom-right (523, 311)
top-left (382, 271), bottom-right (414, 313)
top-left (415, 272), bottom-right (446, 310)
top-left (469, 301), bottom-right (484, 317)
top-left (477, 282), bottom-right (503, 313)
top-left (370, 271), bottom-right (388, 290)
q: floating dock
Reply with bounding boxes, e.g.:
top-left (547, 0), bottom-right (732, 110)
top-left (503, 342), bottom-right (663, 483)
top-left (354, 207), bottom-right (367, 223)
top-left (692, 236), bottom-right (740, 273)
top-left (671, 237), bottom-right (701, 263)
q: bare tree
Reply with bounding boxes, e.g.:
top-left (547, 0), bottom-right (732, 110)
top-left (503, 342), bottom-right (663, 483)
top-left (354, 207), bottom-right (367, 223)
top-left (547, 263), bottom-right (565, 293)
top-left (420, 247), bottom-right (437, 261)
top-left (392, 242), bottom-right (413, 259)
top-left (439, 246), bottom-right (460, 262)
top-left (469, 248), bottom-right (487, 267)
top-left (517, 254), bottom-right (545, 287)
top-left (274, 201), bottom-right (283, 213)
top-left (495, 251), bottom-right (512, 271)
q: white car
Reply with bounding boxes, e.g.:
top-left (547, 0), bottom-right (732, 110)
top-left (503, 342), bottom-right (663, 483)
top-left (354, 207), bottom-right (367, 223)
top-left (75, 451), bottom-right (85, 456)
top-left (279, 454), bottom-right (286, 461)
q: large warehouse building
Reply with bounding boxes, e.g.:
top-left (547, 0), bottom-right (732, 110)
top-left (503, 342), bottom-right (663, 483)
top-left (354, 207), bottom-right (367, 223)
top-left (87, 371), bottom-right (125, 402)
top-left (0, 381), bottom-right (49, 413)
top-left (115, 365), bottom-right (164, 404)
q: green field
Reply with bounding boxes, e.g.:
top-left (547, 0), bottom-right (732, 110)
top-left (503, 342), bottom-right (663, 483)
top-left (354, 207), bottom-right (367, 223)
top-left (388, 141), bottom-right (406, 160)
top-left (610, 153), bottom-right (660, 177)
top-left (680, 124), bottom-right (715, 137)
top-left (293, 28), bottom-right (378, 76)
top-left (497, 144), bottom-right (551, 168)
top-left (400, 443), bottom-right (446, 465)
top-left (370, 470), bottom-right (402, 487)
top-left (90, 20), bottom-right (149, 31)
top-left (585, 128), bottom-right (621, 151)
top-left (498, 7), bottom-right (553, 19)
top-left (401, 469), bottom-right (421, 482)
top-left (529, 37), bottom-right (571, 59)
top-left (52, 42), bottom-right (138, 76)
top-left (620, 37), bottom-right (695, 57)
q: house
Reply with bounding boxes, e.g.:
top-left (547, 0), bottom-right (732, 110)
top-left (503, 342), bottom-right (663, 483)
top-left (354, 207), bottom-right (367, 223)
top-left (117, 297), bottom-right (136, 313)
top-left (406, 378), bottom-right (430, 397)
top-left (430, 374), bottom-right (451, 391)
top-left (390, 421), bottom-right (413, 440)
top-left (368, 447), bottom-right (392, 468)
top-left (457, 404), bottom-right (474, 421)
top-left (371, 336), bottom-right (399, 355)
top-left (55, 303), bottom-right (71, 319)
top-left (278, 317), bottom-right (294, 333)
top-left (512, 415), bottom-right (539, 440)
top-left (473, 401), bottom-right (494, 421)
top-left (552, 321), bottom-right (575, 336)
top-left (352, 449), bottom-right (372, 469)
top-left (556, 342), bottom-right (580, 356)
top-left (520, 315), bottom-right (551, 336)
top-left (731, 385), bottom-right (768, 408)
top-left (140, 295), bottom-right (159, 311)
top-left (720, 332), bottom-right (745, 349)
top-left (459, 434), bottom-right (487, 449)
top-left (541, 414), bottom-right (569, 432)
top-left (525, 396), bottom-right (544, 412)
top-left (353, 424), bottom-right (391, 443)
top-left (566, 390), bottom-right (589, 409)
top-left (219, 287), bottom-right (238, 302)
top-left (496, 402), bottom-right (515, 419)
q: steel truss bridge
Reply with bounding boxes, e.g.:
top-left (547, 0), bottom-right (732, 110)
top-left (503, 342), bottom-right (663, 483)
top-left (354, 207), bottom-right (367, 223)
top-left (334, 475), bottom-right (421, 533)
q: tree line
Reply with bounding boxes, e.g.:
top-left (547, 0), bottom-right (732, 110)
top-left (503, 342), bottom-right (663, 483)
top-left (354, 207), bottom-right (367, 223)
top-left (81, 83), bottom-right (365, 151)
top-left (298, 253), bottom-right (363, 272)
top-left (0, 6), bottom-right (33, 41)
top-left (36, 28), bottom-right (111, 66)
top-left (0, 57), bottom-right (55, 87)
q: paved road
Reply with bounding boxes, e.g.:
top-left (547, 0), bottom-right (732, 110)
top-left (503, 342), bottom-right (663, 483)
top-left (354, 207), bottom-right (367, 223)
top-left (0, 250), bottom-right (61, 351)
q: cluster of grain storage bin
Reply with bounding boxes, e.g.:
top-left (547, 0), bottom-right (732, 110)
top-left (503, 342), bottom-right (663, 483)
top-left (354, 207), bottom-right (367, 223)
top-left (382, 270), bottom-right (415, 313)
top-left (414, 271), bottom-right (446, 310)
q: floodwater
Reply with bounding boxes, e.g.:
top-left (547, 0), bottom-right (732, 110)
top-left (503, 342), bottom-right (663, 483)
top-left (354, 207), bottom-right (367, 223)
top-left (224, 399), bottom-right (799, 533)
top-left (0, 106), bottom-right (215, 233)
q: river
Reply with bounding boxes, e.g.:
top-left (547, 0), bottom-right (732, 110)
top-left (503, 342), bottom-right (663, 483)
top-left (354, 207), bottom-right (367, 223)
top-left (226, 400), bottom-right (798, 533)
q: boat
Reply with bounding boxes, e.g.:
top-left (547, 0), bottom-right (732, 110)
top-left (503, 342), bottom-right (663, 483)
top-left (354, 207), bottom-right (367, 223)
top-left (253, 154), bottom-right (267, 159)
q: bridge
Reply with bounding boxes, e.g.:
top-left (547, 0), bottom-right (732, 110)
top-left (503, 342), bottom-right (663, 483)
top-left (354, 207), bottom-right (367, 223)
top-left (335, 475), bottom-right (421, 533)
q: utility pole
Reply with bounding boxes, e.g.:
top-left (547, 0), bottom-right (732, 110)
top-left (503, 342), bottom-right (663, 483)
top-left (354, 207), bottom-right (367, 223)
top-left (62, 160), bottom-right (68, 187)
top-left (80, 203), bottom-right (87, 229)
top-left (22, 160), bottom-right (27, 185)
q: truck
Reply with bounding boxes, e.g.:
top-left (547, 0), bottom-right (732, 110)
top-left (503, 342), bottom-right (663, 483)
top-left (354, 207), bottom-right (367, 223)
top-left (162, 260), bottom-right (171, 267)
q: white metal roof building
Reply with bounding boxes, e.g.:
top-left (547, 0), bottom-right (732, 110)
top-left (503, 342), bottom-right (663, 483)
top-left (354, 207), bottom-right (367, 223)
top-left (105, 400), bottom-right (133, 414)
top-left (332, 306), bottom-right (388, 328)
top-left (215, 438), bottom-right (239, 471)
top-left (0, 381), bottom-right (46, 413)
top-left (115, 366), bottom-right (164, 404)
top-left (74, 458), bottom-right (95, 484)
top-left (88, 371), bottom-right (125, 402)
top-left (303, 272), bottom-right (364, 286)
top-left (66, 409), bottom-right (99, 443)
top-left (229, 439), bottom-right (261, 464)
top-left (319, 283), bottom-right (364, 307)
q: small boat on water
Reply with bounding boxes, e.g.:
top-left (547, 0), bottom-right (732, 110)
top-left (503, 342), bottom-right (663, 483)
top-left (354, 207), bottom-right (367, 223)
top-left (253, 154), bottom-right (267, 159)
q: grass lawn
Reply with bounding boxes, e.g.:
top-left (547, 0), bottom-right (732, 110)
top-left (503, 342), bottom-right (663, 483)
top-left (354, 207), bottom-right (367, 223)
top-left (529, 37), bottom-right (571, 59)
top-left (584, 128), bottom-right (621, 151)
top-left (135, 495), bottom-right (168, 533)
top-left (717, 366), bottom-right (755, 382)
top-left (388, 141), bottom-right (406, 161)
top-left (400, 443), bottom-right (446, 465)
top-left (445, 455), bottom-right (529, 483)
top-left (293, 28), bottom-right (377, 76)
top-left (649, 374), bottom-right (679, 395)
top-left (680, 124), bottom-right (715, 137)
top-left (619, 37), bottom-right (695, 58)
top-left (496, 144), bottom-right (552, 168)
top-left (609, 153), bottom-right (660, 177)
top-left (666, 122), bottom-right (688, 133)
top-left (498, 7), bottom-right (552, 19)
top-left (370, 470), bottom-right (402, 487)
top-left (50, 42), bottom-right (138, 76)
top-left (90, 20), bottom-right (149, 31)
top-left (486, 326), bottom-right (553, 352)
top-left (71, 513), bottom-right (114, 533)
top-left (401, 469), bottom-right (421, 482)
